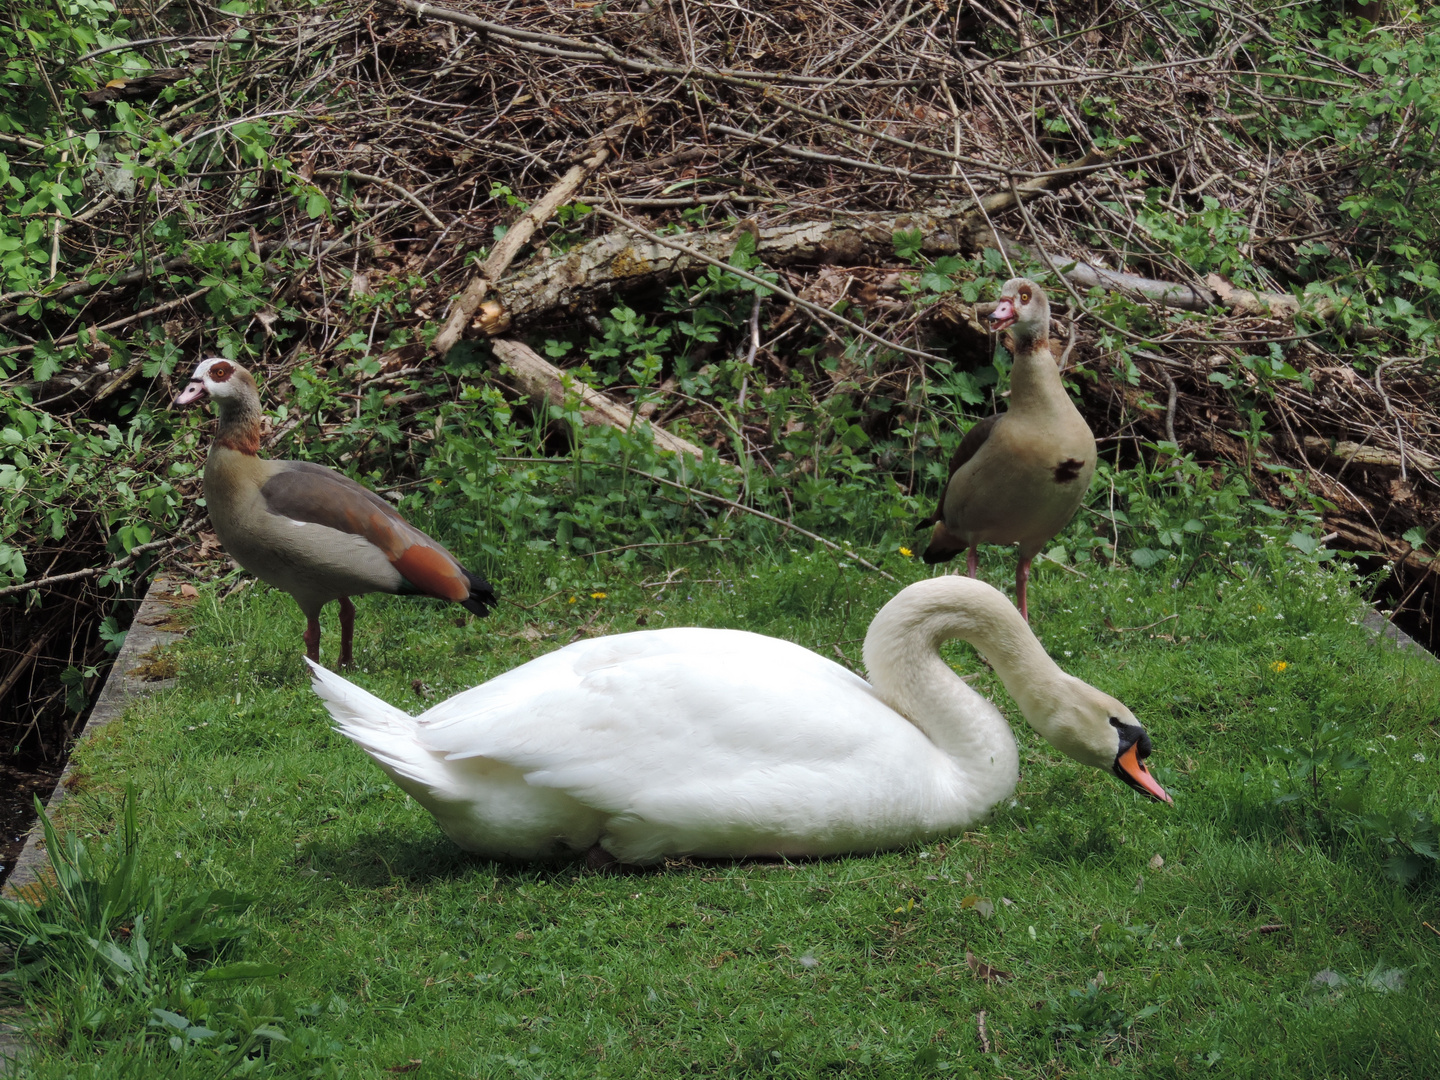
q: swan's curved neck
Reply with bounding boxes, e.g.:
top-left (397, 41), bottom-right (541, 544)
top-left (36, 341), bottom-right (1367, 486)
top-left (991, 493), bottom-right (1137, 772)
top-left (862, 580), bottom-right (1071, 765)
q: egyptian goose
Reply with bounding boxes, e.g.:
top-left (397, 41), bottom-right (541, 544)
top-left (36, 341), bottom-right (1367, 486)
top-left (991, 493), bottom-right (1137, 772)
top-left (920, 278), bottom-right (1096, 620)
top-left (177, 358), bottom-right (495, 666)
top-left (305, 576), bottom-right (1169, 864)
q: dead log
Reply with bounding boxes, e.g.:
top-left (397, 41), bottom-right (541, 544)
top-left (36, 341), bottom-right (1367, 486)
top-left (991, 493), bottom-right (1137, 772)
top-left (489, 338), bottom-right (706, 460)
top-left (1303, 435), bottom-right (1439, 474)
top-left (490, 150), bottom-right (1117, 332)
top-left (486, 157), bottom-right (1355, 335)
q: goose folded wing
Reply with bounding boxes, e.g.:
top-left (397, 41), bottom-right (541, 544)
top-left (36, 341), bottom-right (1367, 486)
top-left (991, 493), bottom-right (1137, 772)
top-left (259, 462), bottom-right (470, 602)
top-left (919, 413), bottom-right (999, 527)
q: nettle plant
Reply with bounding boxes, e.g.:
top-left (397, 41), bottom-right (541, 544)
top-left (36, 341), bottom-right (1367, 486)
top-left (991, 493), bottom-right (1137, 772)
top-left (1095, 448), bottom-right (1333, 575)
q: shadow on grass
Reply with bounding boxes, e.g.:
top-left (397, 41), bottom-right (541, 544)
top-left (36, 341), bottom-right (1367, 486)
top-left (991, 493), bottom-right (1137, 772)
top-left (303, 823), bottom-right (872, 892)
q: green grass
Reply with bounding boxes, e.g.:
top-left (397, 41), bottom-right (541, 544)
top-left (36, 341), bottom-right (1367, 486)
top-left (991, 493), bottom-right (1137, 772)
top-left (7, 544), bottom-right (1440, 1078)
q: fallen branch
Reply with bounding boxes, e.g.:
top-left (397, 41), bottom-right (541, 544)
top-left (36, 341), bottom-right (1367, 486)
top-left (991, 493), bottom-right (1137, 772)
top-left (432, 111), bottom-right (644, 358)
top-left (489, 338), bottom-right (706, 460)
top-left (961, 220), bottom-right (1355, 323)
top-left (590, 206), bottom-right (947, 363)
top-left (1302, 435), bottom-right (1438, 474)
top-left (313, 169), bottom-right (445, 231)
top-left (0, 286), bottom-right (212, 360)
top-left (1104, 613), bottom-right (1179, 634)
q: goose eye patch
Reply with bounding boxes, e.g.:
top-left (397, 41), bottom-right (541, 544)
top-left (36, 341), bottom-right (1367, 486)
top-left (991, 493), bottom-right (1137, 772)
top-left (209, 361), bottom-right (235, 381)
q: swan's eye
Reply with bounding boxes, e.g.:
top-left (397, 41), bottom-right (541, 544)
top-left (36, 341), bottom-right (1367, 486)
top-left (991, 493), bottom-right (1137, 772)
top-left (1108, 716), bottom-right (1122, 728)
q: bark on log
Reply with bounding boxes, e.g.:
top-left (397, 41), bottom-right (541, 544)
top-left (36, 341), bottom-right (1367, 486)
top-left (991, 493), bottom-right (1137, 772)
top-left (1303, 435), bottom-right (1439, 474)
top-left (489, 338), bottom-right (706, 460)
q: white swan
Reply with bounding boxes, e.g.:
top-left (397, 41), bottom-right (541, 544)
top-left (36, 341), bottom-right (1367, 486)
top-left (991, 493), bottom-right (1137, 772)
top-left (306, 576), bottom-right (1171, 864)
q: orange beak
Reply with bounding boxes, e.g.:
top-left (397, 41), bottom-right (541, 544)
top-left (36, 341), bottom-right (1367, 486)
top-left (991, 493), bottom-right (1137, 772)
top-left (1115, 743), bottom-right (1173, 804)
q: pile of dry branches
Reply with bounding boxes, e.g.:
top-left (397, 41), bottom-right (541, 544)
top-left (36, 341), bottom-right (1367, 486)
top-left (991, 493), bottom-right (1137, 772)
top-left (5, 0), bottom-right (1438, 627)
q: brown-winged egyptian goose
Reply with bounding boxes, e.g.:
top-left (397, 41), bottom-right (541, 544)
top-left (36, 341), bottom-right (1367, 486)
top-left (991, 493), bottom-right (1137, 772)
top-left (177, 358), bottom-right (496, 666)
top-left (919, 279), bottom-right (1095, 621)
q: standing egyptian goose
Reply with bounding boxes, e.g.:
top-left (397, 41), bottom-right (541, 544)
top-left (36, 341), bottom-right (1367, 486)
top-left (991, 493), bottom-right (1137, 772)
top-left (920, 279), bottom-right (1095, 620)
top-left (177, 358), bottom-right (496, 666)
top-left (305, 576), bottom-right (1170, 864)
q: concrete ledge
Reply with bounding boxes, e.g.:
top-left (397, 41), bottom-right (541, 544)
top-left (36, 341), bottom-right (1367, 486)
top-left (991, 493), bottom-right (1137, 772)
top-left (3, 575), bottom-right (190, 900)
top-left (1362, 609), bottom-right (1440, 667)
top-left (0, 574), bottom-right (190, 1063)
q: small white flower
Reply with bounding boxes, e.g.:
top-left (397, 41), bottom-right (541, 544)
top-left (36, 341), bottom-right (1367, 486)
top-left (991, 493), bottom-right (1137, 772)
top-left (1064, 650), bottom-right (1073, 657)
top-left (1415, 753), bottom-right (1427, 763)
top-left (1268, 707), bottom-right (1278, 713)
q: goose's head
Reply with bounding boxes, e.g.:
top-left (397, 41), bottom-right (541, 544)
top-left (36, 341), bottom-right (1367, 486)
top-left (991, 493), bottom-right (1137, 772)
top-left (1043, 682), bottom-right (1172, 804)
top-left (989, 277), bottom-right (1050, 349)
top-left (175, 357), bottom-right (257, 410)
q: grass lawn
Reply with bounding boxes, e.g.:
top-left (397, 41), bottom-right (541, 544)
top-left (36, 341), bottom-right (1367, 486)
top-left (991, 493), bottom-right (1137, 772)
top-left (8, 544), bottom-right (1440, 1078)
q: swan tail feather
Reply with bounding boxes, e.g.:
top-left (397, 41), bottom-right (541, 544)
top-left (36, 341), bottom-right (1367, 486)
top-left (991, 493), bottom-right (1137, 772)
top-left (304, 658), bottom-right (447, 793)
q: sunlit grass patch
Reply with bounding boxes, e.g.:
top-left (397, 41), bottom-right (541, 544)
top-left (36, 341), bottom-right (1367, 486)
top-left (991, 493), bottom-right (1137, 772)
top-left (6, 547), bottom-right (1438, 1078)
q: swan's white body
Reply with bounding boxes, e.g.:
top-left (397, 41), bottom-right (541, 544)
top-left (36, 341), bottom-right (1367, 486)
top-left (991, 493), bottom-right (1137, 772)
top-left (308, 577), bottom-right (1167, 863)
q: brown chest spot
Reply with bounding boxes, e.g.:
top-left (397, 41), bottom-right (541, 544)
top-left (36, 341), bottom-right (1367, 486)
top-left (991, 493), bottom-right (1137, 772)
top-left (1053, 458), bottom-right (1085, 483)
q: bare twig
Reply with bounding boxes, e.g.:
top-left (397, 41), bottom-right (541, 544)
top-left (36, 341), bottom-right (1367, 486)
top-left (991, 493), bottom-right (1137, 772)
top-left (0, 515), bottom-right (205, 600)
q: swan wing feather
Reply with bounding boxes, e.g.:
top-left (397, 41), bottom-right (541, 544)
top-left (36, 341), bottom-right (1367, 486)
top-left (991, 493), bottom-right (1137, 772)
top-left (412, 628), bottom-right (930, 817)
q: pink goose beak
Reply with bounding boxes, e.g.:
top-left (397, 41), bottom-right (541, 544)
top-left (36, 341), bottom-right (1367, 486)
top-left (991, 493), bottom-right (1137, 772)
top-left (990, 298), bottom-right (1017, 331)
top-left (176, 380), bottom-right (207, 405)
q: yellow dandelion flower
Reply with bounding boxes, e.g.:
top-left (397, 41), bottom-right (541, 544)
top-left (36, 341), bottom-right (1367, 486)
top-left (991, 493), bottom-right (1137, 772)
top-left (567, 595), bottom-right (578, 604)
top-left (898, 547), bottom-right (913, 558)
top-left (590, 591), bottom-right (607, 600)
top-left (1270, 661), bottom-right (1288, 673)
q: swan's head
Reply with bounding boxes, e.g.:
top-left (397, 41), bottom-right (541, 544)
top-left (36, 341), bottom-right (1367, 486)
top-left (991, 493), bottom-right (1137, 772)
top-left (1045, 682), bottom-right (1172, 804)
top-left (175, 357), bottom-right (256, 409)
top-left (990, 277), bottom-right (1050, 348)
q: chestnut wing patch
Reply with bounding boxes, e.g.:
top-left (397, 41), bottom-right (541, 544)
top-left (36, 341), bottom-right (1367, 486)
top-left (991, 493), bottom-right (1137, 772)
top-left (1053, 457), bottom-right (1086, 483)
top-left (260, 462), bottom-right (469, 601)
